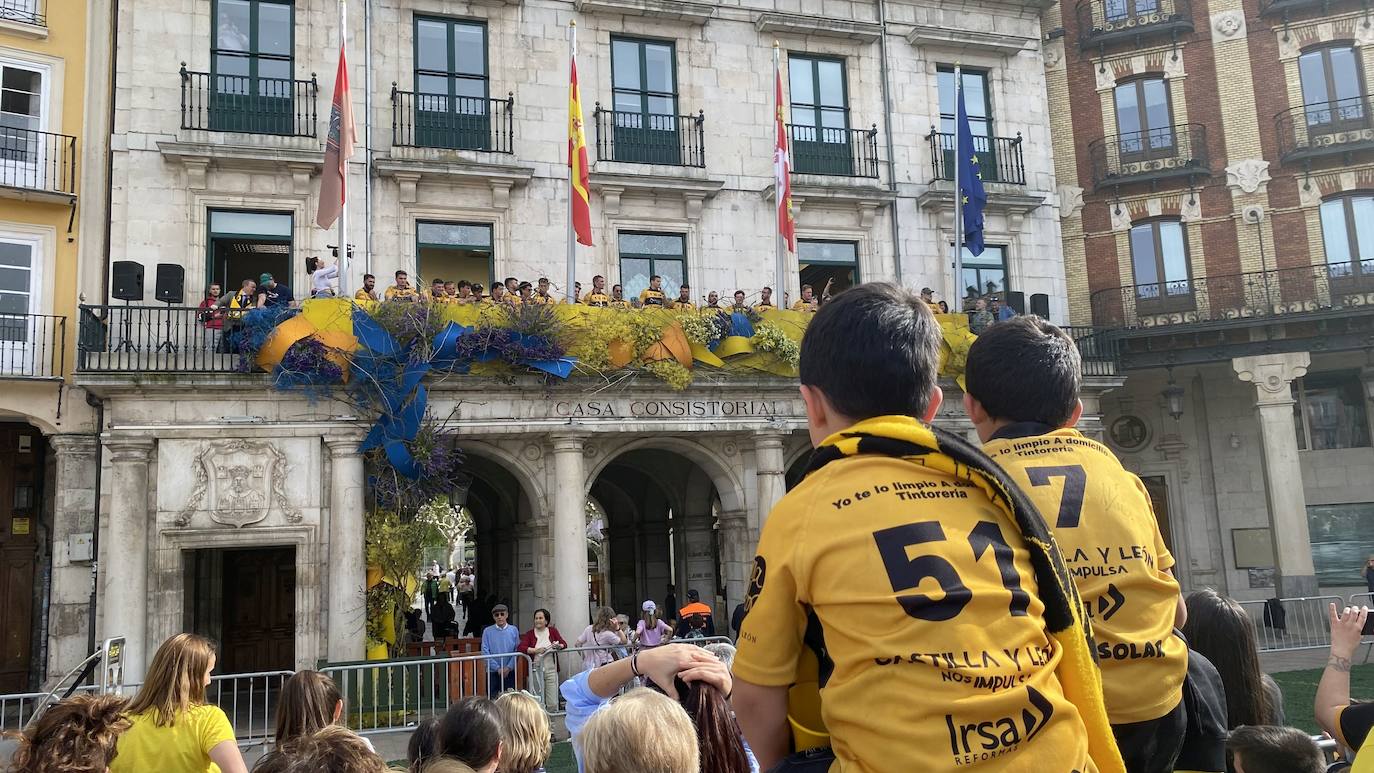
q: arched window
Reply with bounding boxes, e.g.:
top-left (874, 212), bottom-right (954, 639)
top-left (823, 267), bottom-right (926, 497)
top-left (1298, 45), bottom-right (1367, 133)
top-left (1128, 219), bottom-right (1192, 310)
top-left (1319, 193), bottom-right (1374, 281)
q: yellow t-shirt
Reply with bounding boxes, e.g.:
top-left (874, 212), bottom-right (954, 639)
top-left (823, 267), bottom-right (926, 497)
top-left (583, 292), bottom-right (610, 307)
top-left (672, 299), bottom-right (695, 310)
top-left (792, 299), bottom-right (818, 312)
top-left (735, 453), bottom-right (1096, 773)
top-left (111, 704), bottom-right (236, 773)
top-left (384, 286), bottom-right (419, 301)
top-left (608, 298), bottom-right (631, 309)
top-left (353, 289), bottom-right (377, 302)
top-left (639, 289), bottom-right (667, 307)
top-left (753, 301), bottom-right (776, 313)
top-left (532, 292), bottom-right (556, 305)
top-left (984, 426), bottom-right (1185, 725)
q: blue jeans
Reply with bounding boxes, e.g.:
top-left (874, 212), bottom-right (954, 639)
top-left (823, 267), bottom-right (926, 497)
top-left (488, 668), bottom-right (516, 696)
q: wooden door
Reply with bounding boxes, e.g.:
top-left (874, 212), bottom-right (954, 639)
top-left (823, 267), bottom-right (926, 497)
top-left (219, 547), bottom-right (295, 674)
top-left (0, 424), bottom-right (42, 692)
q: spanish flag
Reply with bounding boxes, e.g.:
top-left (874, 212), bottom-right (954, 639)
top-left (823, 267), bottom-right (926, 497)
top-left (568, 27), bottom-right (593, 247)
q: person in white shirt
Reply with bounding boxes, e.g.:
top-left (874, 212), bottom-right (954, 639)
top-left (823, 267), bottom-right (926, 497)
top-left (307, 257), bottom-right (339, 298)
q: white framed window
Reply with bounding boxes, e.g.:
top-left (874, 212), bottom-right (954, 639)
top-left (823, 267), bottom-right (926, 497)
top-left (1, 56), bottom-right (49, 190)
top-left (0, 232), bottom-right (42, 375)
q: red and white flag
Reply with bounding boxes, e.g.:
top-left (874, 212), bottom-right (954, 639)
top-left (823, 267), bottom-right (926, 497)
top-left (316, 34), bottom-right (356, 229)
top-left (774, 62), bottom-right (796, 253)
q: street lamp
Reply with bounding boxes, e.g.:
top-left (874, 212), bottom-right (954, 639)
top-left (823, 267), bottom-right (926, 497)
top-left (1162, 368), bottom-right (1185, 421)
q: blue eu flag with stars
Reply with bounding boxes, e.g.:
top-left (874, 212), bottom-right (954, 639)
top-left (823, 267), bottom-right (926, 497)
top-left (957, 86), bottom-right (988, 257)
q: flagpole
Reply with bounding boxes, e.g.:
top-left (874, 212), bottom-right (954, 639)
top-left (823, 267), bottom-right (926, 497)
top-left (952, 64), bottom-right (963, 311)
top-left (337, 0), bottom-right (350, 296)
top-left (774, 42), bottom-right (788, 307)
top-left (566, 21), bottom-right (578, 304)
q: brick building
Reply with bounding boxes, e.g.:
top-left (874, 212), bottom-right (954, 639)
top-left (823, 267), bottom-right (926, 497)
top-left (1046, 0), bottom-right (1374, 602)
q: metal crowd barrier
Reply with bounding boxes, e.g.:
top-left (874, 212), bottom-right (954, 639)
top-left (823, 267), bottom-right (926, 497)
top-left (1239, 595), bottom-right (1347, 652)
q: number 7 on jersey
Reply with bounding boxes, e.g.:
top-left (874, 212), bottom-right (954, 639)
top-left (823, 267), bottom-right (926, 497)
top-left (1026, 465), bottom-right (1086, 528)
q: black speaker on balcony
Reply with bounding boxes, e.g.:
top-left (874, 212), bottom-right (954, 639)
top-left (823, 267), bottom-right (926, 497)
top-left (1029, 293), bottom-right (1050, 319)
top-left (1005, 290), bottom-right (1026, 315)
top-left (111, 261), bottom-right (144, 302)
top-left (155, 264), bottom-right (185, 305)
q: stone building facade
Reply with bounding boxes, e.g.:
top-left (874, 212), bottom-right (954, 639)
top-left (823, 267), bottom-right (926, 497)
top-left (53, 0), bottom-right (1084, 683)
top-left (1045, 0), bottom-right (1374, 601)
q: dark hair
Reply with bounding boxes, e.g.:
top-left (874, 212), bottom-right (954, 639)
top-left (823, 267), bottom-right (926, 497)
top-left (1226, 725), bottom-right (1323, 773)
top-left (799, 282), bottom-right (941, 420)
top-left (10, 693), bottom-right (130, 773)
top-left (534, 608), bottom-right (552, 623)
top-left (395, 270), bottom-right (408, 278)
top-left (274, 669), bottom-right (343, 744)
top-left (801, 284), bottom-right (812, 292)
top-left (649, 678), bottom-right (750, 773)
top-left (1182, 589), bottom-right (1277, 728)
top-left (593, 274), bottom-right (604, 282)
top-left (505, 276), bottom-right (517, 285)
top-left (436, 697), bottom-right (503, 768)
top-left (363, 273), bottom-right (375, 281)
top-left (965, 315), bottom-right (1082, 427)
top-left (612, 284), bottom-right (623, 291)
top-left (734, 290), bottom-right (745, 298)
top-left (538, 277), bottom-right (550, 283)
top-left (255, 725), bottom-right (388, 773)
top-left (651, 275), bottom-right (661, 281)
top-left (408, 717), bottom-right (440, 773)
top-left (518, 281), bottom-right (532, 291)
top-left (457, 280), bottom-right (471, 290)
top-left (762, 286), bottom-right (772, 292)
top-left (432, 277), bottom-right (444, 285)
top-left (306, 257), bottom-right (320, 272)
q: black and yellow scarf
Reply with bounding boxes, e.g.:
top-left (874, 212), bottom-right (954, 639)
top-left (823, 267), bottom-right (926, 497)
top-left (807, 416), bottom-right (1126, 773)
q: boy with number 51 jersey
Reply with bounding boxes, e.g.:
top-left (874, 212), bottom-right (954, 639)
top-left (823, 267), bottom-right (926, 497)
top-left (964, 317), bottom-right (1226, 773)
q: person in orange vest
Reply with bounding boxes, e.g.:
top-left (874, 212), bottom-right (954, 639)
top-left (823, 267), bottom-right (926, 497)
top-left (674, 589), bottom-right (714, 638)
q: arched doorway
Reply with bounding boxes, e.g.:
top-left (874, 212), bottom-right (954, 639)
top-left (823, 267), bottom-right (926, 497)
top-left (456, 451), bottom-right (541, 631)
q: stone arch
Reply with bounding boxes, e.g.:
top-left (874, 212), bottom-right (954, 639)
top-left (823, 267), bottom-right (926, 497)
top-left (454, 441), bottom-right (548, 624)
top-left (584, 435), bottom-right (746, 515)
top-left (459, 440), bottom-right (547, 521)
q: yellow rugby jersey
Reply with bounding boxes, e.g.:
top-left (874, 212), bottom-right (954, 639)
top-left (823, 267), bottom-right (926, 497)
top-left (672, 299), bottom-right (695, 310)
top-left (984, 425), bottom-right (1185, 725)
top-left (735, 453), bottom-right (1097, 773)
top-left (582, 292), bottom-right (610, 307)
top-left (639, 289), bottom-right (667, 307)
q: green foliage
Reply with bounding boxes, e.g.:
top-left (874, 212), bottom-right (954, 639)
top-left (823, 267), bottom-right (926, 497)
top-left (645, 359), bottom-right (692, 390)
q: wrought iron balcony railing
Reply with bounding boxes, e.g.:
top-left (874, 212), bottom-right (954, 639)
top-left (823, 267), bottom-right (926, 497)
top-left (180, 65), bottom-right (319, 138)
top-left (78, 305), bottom-right (263, 373)
top-left (0, 0), bottom-right (44, 26)
top-left (927, 131), bottom-right (1026, 185)
top-left (1260, 0), bottom-right (1368, 17)
top-left (390, 87), bottom-right (515, 154)
top-left (592, 106), bottom-right (705, 168)
top-left (1063, 325), bottom-right (1120, 376)
top-left (1276, 94), bottom-right (1374, 163)
top-left (1088, 123), bottom-right (1208, 190)
top-left (1090, 260), bottom-right (1374, 330)
top-left (0, 313), bottom-right (65, 379)
top-left (0, 127), bottom-right (76, 196)
top-left (1076, 0), bottom-right (1193, 50)
top-left (788, 124), bottom-right (880, 179)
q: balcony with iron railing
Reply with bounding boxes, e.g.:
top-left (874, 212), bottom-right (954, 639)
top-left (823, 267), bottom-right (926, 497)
top-left (926, 131), bottom-right (1026, 185)
top-left (1076, 0), bottom-right (1193, 50)
top-left (0, 127), bottom-right (76, 200)
top-left (1090, 260), bottom-right (1374, 330)
top-left (1088, 123), bottom-right (1208, 190)
top-left (1259, 0), bottom-right (1369, 17)
top-left (0, 0), bottom-right (43, 28)
top-left (1276, 94), bottom-right (1374, 164)
top-left (390, 87), bottom-right (515, 154)
top-left (591, 106), bottom-right (706, 168)
top-left (0, 313), bottom-right (65, 380)
top-left (179, 65), bottom-right (319, 138)
top-left (787, 124), bottom-right (880, 179)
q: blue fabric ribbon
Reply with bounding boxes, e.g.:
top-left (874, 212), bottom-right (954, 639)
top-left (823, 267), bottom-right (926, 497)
top-left (729, 312), bottom-right (755, 339)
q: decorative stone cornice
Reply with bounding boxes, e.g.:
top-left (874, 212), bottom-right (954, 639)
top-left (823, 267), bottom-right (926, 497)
top-left (756, 12), bottom-right (882, 43)
top-left (918, 182), bottom-right (1045, 232)
top-left (1058, 185), bottom-right (1085, 220)
top-left (1211, 10), bottom-right (1246, 41)
top-left (1226, 159), bottom-right (1272, 195)
top-left (590, 172), bottom-right (724, 220)
top-left (374, 154), bottom-right (534, 207)
top-left (575, 0), bottom-right (715, 24)
top-left (905, 24), bottom-right (1035, 56)
top-left (158, 140), bottom-right (323, 178)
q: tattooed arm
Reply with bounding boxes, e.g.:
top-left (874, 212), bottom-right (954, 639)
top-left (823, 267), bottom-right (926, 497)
top-left (1315, 603), bottom-right (1369, 740)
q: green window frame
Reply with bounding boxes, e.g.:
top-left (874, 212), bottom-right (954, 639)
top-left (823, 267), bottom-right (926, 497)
top-left (609, 36), bottom-right (681, 164)
top-left (416, 221), bottom-right (494, 288)
top-left (618, 232), bottom-right (685, 301)
top-left (205, 209), bottom-right (294, 294)
top-left (788, 54), bottom-right (852, 175)
top-left (210, 0), bottom-right (295, 134)
top-left (798, 240), bottom-right (859, 298)
top-left (936, 66), bottom-right (1002, 182)
top-left (412, 16), bottom-right (491, 150)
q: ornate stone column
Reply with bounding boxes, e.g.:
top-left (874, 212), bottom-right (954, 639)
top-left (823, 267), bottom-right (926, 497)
top-left (717, 509), bottom-right (752, 614)
top-left (753, 432), bottom-right (787, 525)
top-left (551, 433), bottom-right (590, 630)
top-left (325, 435), bottom-right (366, 663)
top-left (46, 434), bottom-right (98, 680)
top-left (1233, 352), bottom-right (1317, 597)
top-left (104, 437), bottom-right (154, 681)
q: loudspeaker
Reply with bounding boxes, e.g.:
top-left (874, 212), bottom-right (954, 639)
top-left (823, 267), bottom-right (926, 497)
top-left (1029, 293), bottom-right (1050, 319)
top-left (155, 264), bottom-right (185, 305)
top-left (111, 261), bottom-right (144, 302)
top-left (1005, 290), bottom-right (1026, 315)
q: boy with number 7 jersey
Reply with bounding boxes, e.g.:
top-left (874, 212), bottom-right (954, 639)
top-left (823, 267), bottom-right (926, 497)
top-left (731, 283), bottom-right (1125, 773)
top-left (965, 316), bottom-right (1225, 773)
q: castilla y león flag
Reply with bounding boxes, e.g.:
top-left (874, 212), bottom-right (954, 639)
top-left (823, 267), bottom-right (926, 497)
top-left (568, 51), bottom-right (593, 247)
top-left (316, 43), bottom-right (356, 229)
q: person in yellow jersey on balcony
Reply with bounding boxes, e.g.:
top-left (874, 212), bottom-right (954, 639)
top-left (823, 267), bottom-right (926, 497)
top-left (732, 283), bottom-right (1123, 773)
top-left (753, 286), bottom-right (776, 312)
top-left (582, 275), bottom-right (610, 307)
top-left (609, 284), bottom-right (631, 309)
top-left (672, 284), bottom-right (695, 311)
top-left (385, 270), bottom-right (420, 302)
top-left (533, 277), bottom-right (557, 305)
top-left (964, 316), bottom-right (1226, 773)
top-left (639, 275), bottom-right (668, 308)
top-left (354, 274), bottom-right (379, 302)
top-left (791, 284), bottom-right (819, 313)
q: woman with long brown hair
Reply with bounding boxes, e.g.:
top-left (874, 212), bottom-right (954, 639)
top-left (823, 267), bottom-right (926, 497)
top-left (1182, 589), bottom-right (1285, 727)
top-left (10, 694), bottom-right (131, 773)
top-left (574, 606), bottom-right (626, 672)
top-left (110, 633), bottom-right (248, 773)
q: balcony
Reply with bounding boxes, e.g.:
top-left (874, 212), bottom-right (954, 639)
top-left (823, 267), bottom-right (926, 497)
top-left (592, 106), bottom-right (705, 168)
top-left (1076, 0), bottom-right (1193, 50)
top-left (1260, 0), bottom-right (1369, 17)
top-left (788, 124), bottom-right (880, 179)
top-left (927, 131), bottom-right (1026, 186)
top-left (1276, 95), bottom-right (1374, 164)
top-left (0, 127), bottom-right (76, 202)
top-left (0, 0), bottom-right (44, 35)
top-left (0, 313), bottom-right (65, 380)
top-left (390, 88), bottom-right (515, 154)
top-left (179, 65), bottom-right (319, 138)
top-left (1063, 326), bottom-right (1121, 377)
top-left (1088, 123), bottom-right (1208, 190)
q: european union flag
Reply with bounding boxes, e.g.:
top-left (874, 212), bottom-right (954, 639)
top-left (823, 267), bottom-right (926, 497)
top-left (957, 86), bottom-right (988, 257)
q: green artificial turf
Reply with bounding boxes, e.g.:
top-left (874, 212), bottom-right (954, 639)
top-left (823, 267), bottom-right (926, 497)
top-left (1271, 662), bottom-right (1374, 734)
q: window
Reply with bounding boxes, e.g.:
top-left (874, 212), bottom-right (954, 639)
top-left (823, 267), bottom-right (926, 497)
top-left (413, 17), bottom-right (490, 150)
top-left (1293, 370), bottom-right (1370, 450)
top-left (618, 233), bottom-right (684, 300)
top-left (959, 245), bottom-right (1008, 306)
top-left (212, 0), bottom-right (294, 134)
top-left (1104, 0), bottom-right (1160, 22)
top-left (798, 240), bottom-right (859, 297)
top-left (1298, 46), bottom-right (1367, 133)
top-left (937, 67), bottom-right (1000, 182)
top-left (609, 37), bottom-right (680, 164)
top-left (1, 60), bottom-right (45, 188)
top-left (417, 222), bottom-right (493, 287)
top-left (0, 234), bottom-right (41, 374)
top-left (207, 210), bottom-right (293, 293)
top-left (1114, 78), bottom-right (1174, 160)
top-left (1320, 194), bottom-right (1374, 282)
top-left (1305, 503), bottom-right (1374, 588)
top-left (1128, 220), bottom-right (1191, 308)
top-left (788, 55), bottom-right (851, 175)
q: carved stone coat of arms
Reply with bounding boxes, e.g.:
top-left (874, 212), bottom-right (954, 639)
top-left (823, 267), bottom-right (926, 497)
top-left (176, 440), bottom-right (302, 527)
